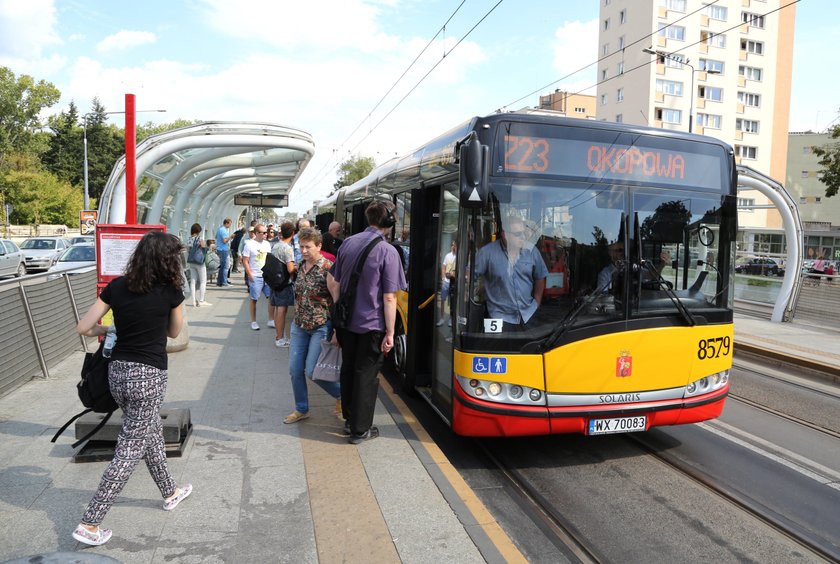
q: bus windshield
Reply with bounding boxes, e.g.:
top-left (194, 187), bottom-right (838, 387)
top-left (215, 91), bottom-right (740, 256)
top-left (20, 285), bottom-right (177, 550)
top-left (461, 178), bottom-right (733, 350)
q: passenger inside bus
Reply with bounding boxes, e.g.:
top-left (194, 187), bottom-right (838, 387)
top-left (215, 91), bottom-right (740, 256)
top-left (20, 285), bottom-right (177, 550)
top-left (474, 215), bottom-right (548, 330)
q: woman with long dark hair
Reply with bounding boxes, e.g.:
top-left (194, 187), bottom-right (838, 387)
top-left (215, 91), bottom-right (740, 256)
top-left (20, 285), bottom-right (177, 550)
top-left (72, 231), bottom-right (192, 546)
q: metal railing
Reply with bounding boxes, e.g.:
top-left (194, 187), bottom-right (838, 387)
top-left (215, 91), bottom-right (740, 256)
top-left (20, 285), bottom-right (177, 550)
top-left (0, 268), bottom-right (96, 396)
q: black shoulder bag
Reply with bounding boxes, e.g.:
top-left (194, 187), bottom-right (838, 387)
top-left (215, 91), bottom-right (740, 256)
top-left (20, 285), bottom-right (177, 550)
top-left (332, 237), bottom-right (383, 329)
top-left (51, 340), bottom-right (119, 448)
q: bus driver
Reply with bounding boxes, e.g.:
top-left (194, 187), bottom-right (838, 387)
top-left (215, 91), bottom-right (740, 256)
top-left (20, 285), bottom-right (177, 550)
top-left (474, 215), bottom-right (548, 331)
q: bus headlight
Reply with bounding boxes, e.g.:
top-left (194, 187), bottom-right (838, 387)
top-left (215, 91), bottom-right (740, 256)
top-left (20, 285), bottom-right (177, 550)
top-left (455, 375), bottom-right (545, 405)
top-left (685, 370), bottom-right (730, 398)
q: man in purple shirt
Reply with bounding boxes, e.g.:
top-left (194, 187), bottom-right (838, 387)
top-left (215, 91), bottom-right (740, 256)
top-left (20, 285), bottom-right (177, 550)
top-left (327, 200), bottom-right (406, 444)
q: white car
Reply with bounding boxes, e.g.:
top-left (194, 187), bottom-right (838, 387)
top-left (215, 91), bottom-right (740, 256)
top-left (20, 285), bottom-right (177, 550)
top-left (0, 239), bottom-right (26, 278)
top-left (68, 235), bottom-right (95, 246)
top-left (47, 243), bottom-right (97, 277)
top-left (19, 237), bottom-right (70, 272)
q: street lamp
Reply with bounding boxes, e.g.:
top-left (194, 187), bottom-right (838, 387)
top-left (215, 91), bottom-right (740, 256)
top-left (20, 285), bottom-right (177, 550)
top-left (82, 109), bottom-right (166, 210)
top-left (643, 47), bottom-right (697, 133)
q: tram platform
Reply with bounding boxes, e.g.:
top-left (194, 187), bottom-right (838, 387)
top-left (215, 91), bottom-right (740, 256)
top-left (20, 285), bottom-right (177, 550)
top-left (733, 313), bottom-right (840, 383)
top-left (0, 285), bottom-right (838, 563)
top-left (0, 283), bottom-right (519, 564)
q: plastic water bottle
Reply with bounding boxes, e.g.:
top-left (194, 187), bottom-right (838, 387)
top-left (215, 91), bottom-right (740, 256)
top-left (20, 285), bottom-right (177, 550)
top-left (102, 326), bottom-right (117, 358)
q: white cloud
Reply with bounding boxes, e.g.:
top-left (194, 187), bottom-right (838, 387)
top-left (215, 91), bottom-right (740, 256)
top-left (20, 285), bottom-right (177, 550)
top-left (199, 0), bottom-right (399, 53)
top-left (0, 0), bottom-right (61, 60)
top-left (96, 30), bottom-right (157, 53)
top-left (551, 19), bottom-right (599, 95)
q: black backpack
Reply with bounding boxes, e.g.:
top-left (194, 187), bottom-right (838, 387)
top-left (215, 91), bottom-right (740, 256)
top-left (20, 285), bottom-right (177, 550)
top-left (261, 252), bottom-right (292, 291)
top-left (51, 341), bottom-right (119, 448)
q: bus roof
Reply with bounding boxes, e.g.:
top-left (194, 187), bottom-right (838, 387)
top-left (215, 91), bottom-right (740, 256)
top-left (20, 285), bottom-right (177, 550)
top-left (325, 110), bottom-right (734, 207)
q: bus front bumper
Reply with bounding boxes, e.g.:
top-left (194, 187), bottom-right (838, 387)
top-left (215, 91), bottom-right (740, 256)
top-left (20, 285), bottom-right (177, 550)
top-left (451, 383), bottom-right (729, 437)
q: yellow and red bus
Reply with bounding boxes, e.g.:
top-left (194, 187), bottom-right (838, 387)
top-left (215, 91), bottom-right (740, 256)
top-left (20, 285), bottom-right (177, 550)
top-left (316, 110), bottom-right (736, 437)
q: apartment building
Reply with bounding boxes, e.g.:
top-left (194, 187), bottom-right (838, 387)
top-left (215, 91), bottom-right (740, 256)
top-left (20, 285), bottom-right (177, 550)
top-left (595, 0), bottom-right (796, 231)
top-left (786, 131), bottom-right (840, 262)
top-left (538, 90), bottom-right (597, 119)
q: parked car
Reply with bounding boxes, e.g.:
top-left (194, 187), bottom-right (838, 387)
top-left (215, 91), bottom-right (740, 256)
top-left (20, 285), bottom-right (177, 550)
top-left (46, 242), bottom-right (97, 278)
top-left (735, 257), bottom-right (780, 276)
top-left (67, 235), bottom-right (95, 246)
top-left (19, 237), bottom-right (69, 272)
top-left (0, 239), bottom-right (26, 278)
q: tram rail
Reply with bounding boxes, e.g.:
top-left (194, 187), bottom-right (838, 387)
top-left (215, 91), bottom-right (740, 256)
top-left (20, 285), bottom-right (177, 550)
top-left (626, 433), bottom-right (840, 563)
top-left (475, 439), bottom-right (603, 564)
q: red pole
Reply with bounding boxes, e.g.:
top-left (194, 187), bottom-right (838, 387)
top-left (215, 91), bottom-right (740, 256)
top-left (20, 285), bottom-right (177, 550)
top-left (125, 93), bottom-right (137, 224)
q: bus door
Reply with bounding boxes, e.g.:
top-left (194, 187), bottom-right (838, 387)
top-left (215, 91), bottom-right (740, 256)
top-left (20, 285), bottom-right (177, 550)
top-left (404, 185), bottom-right (440, 403)
top-left (431, 183), bottom-right (460, 417)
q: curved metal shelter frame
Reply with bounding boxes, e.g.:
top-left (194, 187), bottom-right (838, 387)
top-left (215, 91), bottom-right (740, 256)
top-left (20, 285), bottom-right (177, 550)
top-left (98, 122), bottom-right (315, 239)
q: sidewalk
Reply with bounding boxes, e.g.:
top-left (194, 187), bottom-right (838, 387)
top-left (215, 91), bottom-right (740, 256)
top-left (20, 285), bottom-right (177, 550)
top-left (0, 284), bottom-right (519, 563)
top-left (734, 313), bottom-right (840, 381)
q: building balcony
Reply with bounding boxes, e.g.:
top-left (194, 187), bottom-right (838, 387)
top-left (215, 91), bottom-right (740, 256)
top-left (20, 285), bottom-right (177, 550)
top-left (739, 49), bottom-right (748, 61)
top-left (695, 125), bottom-right (706, 135)
top-left (655, 91), bottom-right (665, 103)
top-left (738, 75), bottom-right (747, 87)
top-left (701, 15), bottom-right (710, 27)
top-left (699, 43), bottom-right (708, 54)
top-left (740, 23), bottom-right (750, 34)
top-left (657, 35), bottom-right (667, 47)
top-left (658, 6), bottom-right (667, 18)
top-left (742, 0), bottom-right (751, 6)
top-left (735, 131), bottom-right (744, 141)
top-left (697, 71), bottom-right (708, 82)
top-left (737, 102), bottom-right (746, 114)
top-left (656, 63), bottom-right (665, 75)
top-left (696, 98), bottom-right (706, 110)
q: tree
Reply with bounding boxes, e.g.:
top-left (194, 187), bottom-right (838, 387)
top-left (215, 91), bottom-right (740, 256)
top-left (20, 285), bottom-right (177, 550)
top-left (43, 100), bottom-right (82, 183)
top-left (0, 67), bottom-right (61, 167)
top-left (137, 119), bottom-right (197, 142)
top-left (333, 155), bottom-right (376, 192)
top-left (2, 168), bottom-right (82, 225)
top-left (812, 124), bottom-right (840, 198)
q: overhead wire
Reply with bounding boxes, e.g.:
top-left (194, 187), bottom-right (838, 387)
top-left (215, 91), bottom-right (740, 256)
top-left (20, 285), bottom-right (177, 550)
top-left (521, 0), bottom-right (800, 121)
top-left (292, 0), bottom-right (474, 200)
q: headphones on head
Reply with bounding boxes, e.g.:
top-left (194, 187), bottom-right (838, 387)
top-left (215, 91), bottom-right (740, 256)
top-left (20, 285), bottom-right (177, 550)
top-left (380, 203), bottom-right (396, 228)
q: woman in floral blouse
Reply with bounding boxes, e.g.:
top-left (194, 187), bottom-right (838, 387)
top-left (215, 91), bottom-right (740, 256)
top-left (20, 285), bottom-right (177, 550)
top-left (284, 228), bottom-right (341, 423)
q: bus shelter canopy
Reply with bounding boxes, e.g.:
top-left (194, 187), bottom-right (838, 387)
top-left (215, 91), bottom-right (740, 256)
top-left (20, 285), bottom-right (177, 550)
top-left (98, 122), bottom-right (315, 239)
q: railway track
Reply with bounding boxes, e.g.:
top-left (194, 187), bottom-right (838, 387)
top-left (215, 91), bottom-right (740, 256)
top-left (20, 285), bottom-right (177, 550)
top-left (474, 440), bottom-right (604, 564)
top-left (627, 430), bottom-right (839, 562)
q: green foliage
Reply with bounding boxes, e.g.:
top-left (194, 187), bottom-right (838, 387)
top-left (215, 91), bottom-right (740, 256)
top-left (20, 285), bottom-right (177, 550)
top-left (0, 67), bottom-right (60, 165)
top-left (2, 168), bottom-right (82, 225)
top-left (137, 119), bottom-right (197, 142)
top-left (812, 123), bottom-right (840, 198)
top-left (333, 155), bottom-right (376, 191)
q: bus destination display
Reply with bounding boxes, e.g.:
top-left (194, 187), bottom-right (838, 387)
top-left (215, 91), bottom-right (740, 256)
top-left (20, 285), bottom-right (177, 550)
top-left (501, 134), bottom-right (724, 189)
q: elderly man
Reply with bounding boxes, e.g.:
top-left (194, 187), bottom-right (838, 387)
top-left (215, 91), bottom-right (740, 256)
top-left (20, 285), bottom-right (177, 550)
top-left (322, 221), bottom-right (343, 258)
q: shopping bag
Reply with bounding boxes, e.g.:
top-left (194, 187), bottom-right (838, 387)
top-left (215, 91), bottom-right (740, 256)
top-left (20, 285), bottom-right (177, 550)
top-left (311, 340), bottom-right (341, 382)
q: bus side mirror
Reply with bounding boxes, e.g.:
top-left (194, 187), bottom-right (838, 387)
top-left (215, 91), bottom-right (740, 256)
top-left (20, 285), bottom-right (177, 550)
top-left (459, 133), bottom-right (488, 208)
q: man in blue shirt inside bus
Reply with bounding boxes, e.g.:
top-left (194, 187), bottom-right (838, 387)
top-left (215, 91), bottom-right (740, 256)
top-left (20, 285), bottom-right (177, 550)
top-left (475, 215), bottom-right (548, 329)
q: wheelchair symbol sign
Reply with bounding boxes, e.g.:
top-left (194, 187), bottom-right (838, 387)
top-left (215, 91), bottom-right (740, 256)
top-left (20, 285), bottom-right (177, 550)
top-left (472, 357), bottom-right (489, 373)
top-left (472, 356), bottom-right (507, 374)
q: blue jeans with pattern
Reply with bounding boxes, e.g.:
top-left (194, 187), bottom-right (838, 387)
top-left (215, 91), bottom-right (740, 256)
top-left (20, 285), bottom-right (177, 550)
top-left (289, 322), bottom-right (340, 414)
top-left (81, 361), bottom-right (177, 526)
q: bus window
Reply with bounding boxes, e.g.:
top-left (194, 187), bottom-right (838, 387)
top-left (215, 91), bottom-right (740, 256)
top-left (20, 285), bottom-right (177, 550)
top-left (466, 182), bottom-right (626, 338)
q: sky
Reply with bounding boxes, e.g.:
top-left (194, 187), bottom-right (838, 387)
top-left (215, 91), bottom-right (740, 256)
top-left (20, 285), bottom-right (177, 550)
top-left (0, 0), bottom-right (835, 213)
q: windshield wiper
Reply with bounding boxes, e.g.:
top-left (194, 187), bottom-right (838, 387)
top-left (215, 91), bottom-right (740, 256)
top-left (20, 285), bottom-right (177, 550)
top-left (640, 260), bottom-right (696, 326)
top-left (527, 270), bottom-right (618, 353)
